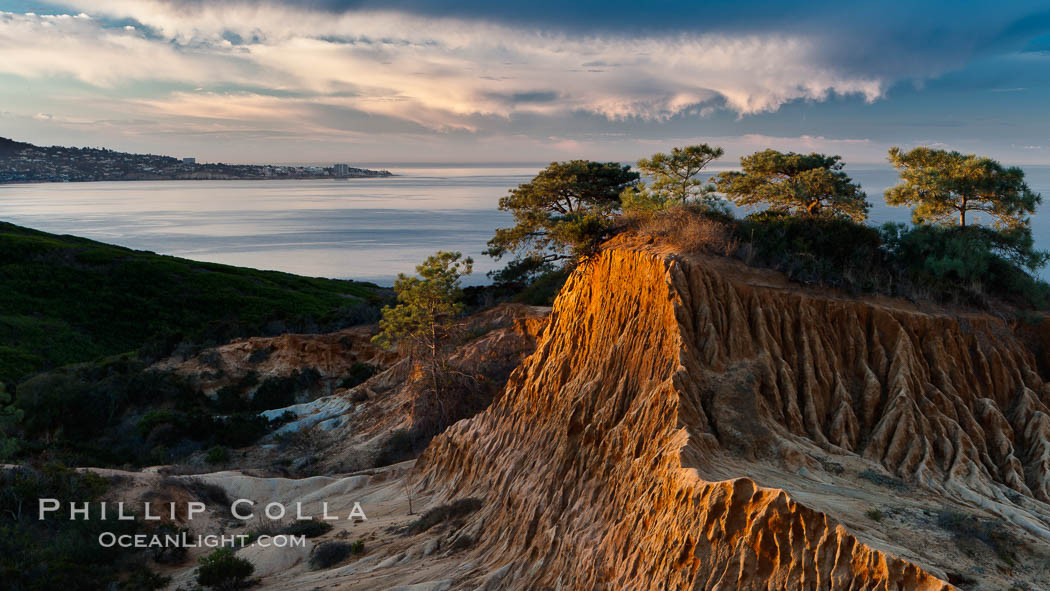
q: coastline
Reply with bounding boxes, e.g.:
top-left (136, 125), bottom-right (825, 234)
top-left (0, 173), bottom-right (395, 185)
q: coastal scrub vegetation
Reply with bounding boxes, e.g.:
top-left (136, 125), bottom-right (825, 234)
top-left (935, 509), bottom-right (1020, 566)
top-left (407, 497), bottom-right (484, 534)
top-left (0, 464), bottom-right (163, 591)
top-left (0, 221), bottom-right (385, 388)
top-left (309, 540), bottom-right (365, 570)
top-left (5, 354), bottom-right (315, 468)
top-left (0, 221), bottom-right (391, 469)
top-left (196, 547), bottom-right (255, 590)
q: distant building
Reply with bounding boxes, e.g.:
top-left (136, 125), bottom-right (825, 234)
top-left (333, 163), bottom-right (350, 176)
top-left (183, 157), bottom-right (196, 165)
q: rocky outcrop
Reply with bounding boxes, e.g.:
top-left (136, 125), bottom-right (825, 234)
top-left (226, 304), bottom-right (553, 475)
top-left (667, 251), bottom-right (1050, 504)
top-left (155, 325), bottom-right (395, 397)
top-left (318, 304), bottom-right (551, 466)
top-left (416, 240), bottom-right (1050, 590)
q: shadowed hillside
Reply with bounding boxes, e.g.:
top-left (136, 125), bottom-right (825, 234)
top-left (0, 221), bottom-right (385, 386)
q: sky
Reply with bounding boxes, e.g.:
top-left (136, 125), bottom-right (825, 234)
top-left (1, 1), bottom-right (1049, 165)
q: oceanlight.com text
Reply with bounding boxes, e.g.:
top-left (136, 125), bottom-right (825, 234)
top-left (97, 532), bottom-right (307, 549)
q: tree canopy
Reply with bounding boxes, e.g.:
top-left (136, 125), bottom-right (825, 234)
top-left (372, 251), bottom-right (473, 356)
top-left (623, 144), bottom-right (725, 213)
top-left (485, 160), bottom-right (639, 262)
top-left (714, 150), bottom-right (870, 221)
top-left (372, 251), bottom-right (474, 432)
top-left (885, 147), bottom-right (1042, 229)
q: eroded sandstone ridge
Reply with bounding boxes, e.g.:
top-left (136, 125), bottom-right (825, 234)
top-left (416, 240), bottom-right (1050, 590)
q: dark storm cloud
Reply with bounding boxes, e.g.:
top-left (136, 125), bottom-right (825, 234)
top-left (124, 0), bottom-right (1050, 82)
top-left (147, 0), bottom-right (1050, 41)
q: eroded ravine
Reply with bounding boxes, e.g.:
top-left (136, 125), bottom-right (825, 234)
top-left (415, 240), bottom-right (1050, 589)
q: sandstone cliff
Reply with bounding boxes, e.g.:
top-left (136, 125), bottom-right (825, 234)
top-left (141, 240), bottom-right (1050, 590)
top-left (413, 238), bottom-right (1050, 590)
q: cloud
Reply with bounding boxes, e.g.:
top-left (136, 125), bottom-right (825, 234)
top-left (0, 11), bottom-right (253, 86)
top-left (0, 2), bottom-right (885, 131)
top-left (6, 1), bottom-right (1049, 165)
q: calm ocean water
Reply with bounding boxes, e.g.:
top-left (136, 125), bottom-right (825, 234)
top-left (0, 164), bottom-right (1047, 285)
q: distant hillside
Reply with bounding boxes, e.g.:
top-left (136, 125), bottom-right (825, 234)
top-left (0, 137), bottom-right (31, 159)
top-left (0, 221), bottom-right (386, 386)
top-left (0, 136), bottom-right (392, 183)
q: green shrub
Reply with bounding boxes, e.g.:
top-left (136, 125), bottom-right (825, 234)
top-left (251, 376), bottom-right (297, 411)
top-left (205, 445), bottom-right (230, 464)
top-left (15, 370), bottom-right (99, 439)
top-left (0, 466), bottom-right (147, 590)
top-left (881, 224), bottom-right (1049, 308)
top-left (119, 567), bottom-right (171, 590)
top-left (865, 508), bottom-right (884, 522)
top-left (621, 186), bottom-right (671, 216)
top-left (148, 444), bottom-right (170, 464)
top-left (639, 207), bottom-right (1050, 311)
top-left (936, 509), bottom-right (1020, 566)
top-left (449, 534), bottom-right (474, 551)
top-left (858, 469), bottom-right (910, 492)
top-left (148, 522), bottom-right (190, 564)
top-left (213, 386), bottom-right (247, 413)
top-left (738, 210), bottom-right (885, 291)
top-left (339, 362), bottom-right (379, 389)
top-left (213, 372), bottom-right (259, 413)
top-left (309, 541), bottom-right (357, 570)
top-left (196, 548), bottom-right (255, 590)
top-left (514, 266), bottom-right (572, 306)
top-left (214, 413), bottom-right (271, 447)
top-left (0, 221), bottom-right (382, 387)
top-left (408, 497), bottom-right (483, 534)
top-left (374, 428), bottom-right (422, 467)
top-left (251, 369), bottom-right (322, 411)
top-left (279, 519), bottom-right (333, 538)
top-left (0, 436), bottom-right (20, 461)
top-left (9, 352), bottom-right (281, 468)
top-left (137, 409), bottom-right (181, 438)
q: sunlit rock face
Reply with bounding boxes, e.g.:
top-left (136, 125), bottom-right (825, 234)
top-left (417, 236), bottom-right (1050, 590)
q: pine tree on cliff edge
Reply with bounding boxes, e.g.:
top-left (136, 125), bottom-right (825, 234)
top-left (486, 160), bottom-right (639, 264)
top-left (884, 146), bottom-right (1047, 274)
top-left (621, 144), bottom-right (726, 214)
top-left (885, 146), bottom-right (1041, 230)
top-left (714, 149), bottom-right (870, 222)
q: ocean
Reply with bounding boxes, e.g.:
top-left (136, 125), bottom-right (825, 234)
top-left (0, 164), bottom-right (1047, 285)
